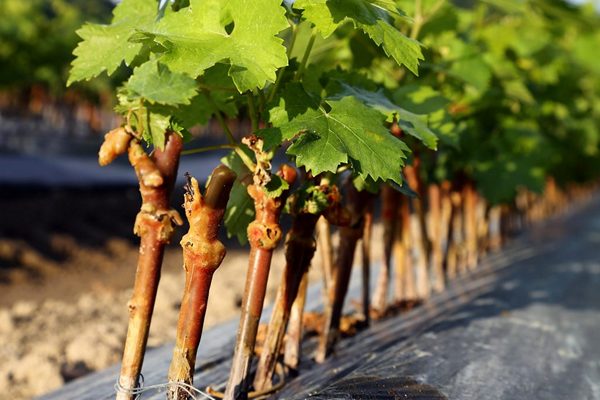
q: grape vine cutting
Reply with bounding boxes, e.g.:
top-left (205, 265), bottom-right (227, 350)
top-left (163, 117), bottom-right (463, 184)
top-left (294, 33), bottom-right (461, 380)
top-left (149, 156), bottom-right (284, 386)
top-left (58, 0), bottom-right (600, 399)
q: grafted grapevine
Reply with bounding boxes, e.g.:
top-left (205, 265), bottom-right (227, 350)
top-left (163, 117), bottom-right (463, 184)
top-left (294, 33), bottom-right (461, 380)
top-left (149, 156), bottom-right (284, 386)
top-left (66, 0), bottom-right (600, 399)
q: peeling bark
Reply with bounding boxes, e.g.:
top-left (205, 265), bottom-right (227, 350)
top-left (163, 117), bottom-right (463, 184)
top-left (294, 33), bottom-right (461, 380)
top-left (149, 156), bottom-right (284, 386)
top-left (224, 165), bottom-right (296, 400)
top-left (115, 133), bottom-right (183, 400)
top-left (404, 161), bottom-right (431, 300)
top-left (360, 200), bottom-right (374, 324)
top-left (428, 184), bottom-right (445, 293)
top-left (252, 213), bottom-right (319, 391)
top-left (315, 182), bottom-right (373, 363)
top-left (167, 166), bottom-right (236, 400)
top-left (283, 271), bottom-right (308, 372)
top-left (372, 186), bottom-right (399, 313)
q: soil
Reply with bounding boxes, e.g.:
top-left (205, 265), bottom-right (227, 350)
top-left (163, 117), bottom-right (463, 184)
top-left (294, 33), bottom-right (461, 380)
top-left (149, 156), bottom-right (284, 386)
top-left (0, 187), bottom-right (284, 400)
top-left (0, 187), bottom-right (380, 400)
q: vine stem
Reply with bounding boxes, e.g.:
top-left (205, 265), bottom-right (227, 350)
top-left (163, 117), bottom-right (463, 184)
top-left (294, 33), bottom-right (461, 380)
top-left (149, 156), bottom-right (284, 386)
top-left (182, 144), bottom-right (236, 155)
top-left (283, 271), bottom-right (308, 371)
top-left (394, 195), bottom-right (415, 301)
top-left (315, 182), bottom-right (373, 362)
top-left (447, 189), bottom-right (464, 279)
top-left (182, 144), bottom-right (255, 172)
top-left (404, 160), bottom-right (431, 300)
top-left (317, 216), bottom-right (334, 305)
top-left (410, 0), bottom-right (424, 40)
top-left (216, 112), bottom-right (237, 144)
top-left (167, 167), bottom-right (236, 400)
top-left (201, 90), bottom-right (238, 145)
top-left (253, 212), bottom-right (319, 391)
top-left (464, 182), bottom-right (478, 270)
top-left (224, 165), bottom-right (297, 400)
top-left (116, 133), bottom-right (183, 400)
top-left (372, 185), bottom-right (399, 313)
top-left (428, 183), bottom-right (445, 293)
top-left (247, 92), bottom-right (259, 133)
top-left (268, 23), bottom-right (299, 102)
top-left (360, 200), bottom-right (374, 325)
top-left (295, 30), bottom-right (317, 81)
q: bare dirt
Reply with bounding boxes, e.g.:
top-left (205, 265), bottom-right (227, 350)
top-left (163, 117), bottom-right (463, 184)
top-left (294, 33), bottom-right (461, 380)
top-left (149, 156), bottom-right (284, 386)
top-left (0, 187), bottom-right (378, 400)
top-left (0, 188), bottom-right (292, 399)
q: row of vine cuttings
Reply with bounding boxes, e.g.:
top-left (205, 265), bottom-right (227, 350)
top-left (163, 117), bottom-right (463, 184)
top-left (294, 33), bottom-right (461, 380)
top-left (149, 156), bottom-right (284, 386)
top-left (67, 0), bottom-right (600, 399)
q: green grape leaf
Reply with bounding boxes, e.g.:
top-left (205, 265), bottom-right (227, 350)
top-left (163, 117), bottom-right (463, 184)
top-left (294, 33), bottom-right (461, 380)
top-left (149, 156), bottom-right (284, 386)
top-left (116, 64), bottom-right (237, 139)
top-left (146, 112), bottom-right (172, 149)
top-left (328, 82), bottom-right (438, 149)
top-left (136, 0), bottom-right (289, 92)
top-left (269, 82), bottom-right (321, 127)
top-left (172, 91), bottom-right (237, 128)
top-left (277, 96), bottom-right (410, 184)
top-left (172, 64), bottom-right (239, 127)
top-left (502, 79), bottom-right (534, 104)
top-left (389, 179), bottom-right (417, 197)
top-left (393, 84), bottom-right (450, 114)
top-left (296, 0), bottom-right (423, 75)
top-left (115, 89), bottom-right (172, 149)
top-left (573, 33), bottom-right (600, 74)
top-left (68, 0), bottom-right (157, 85)
top-left (257, 82), bottom-right (321, 150)
top-left (223, 180), bottom-right (254, 244)
top-left (352, 174), bottom-right (380, 193)
top-left (451, 55), bottom-right (491, 93)
top-left (444, 40), bottom-right (491, 93)
top-left (391, 83), bottom-right (457, 146)
top-left (368, 0), bottom-right (406, 17)
top-left (474, 156), bottom-right (545, 205)
top-left (221, 150), bottom-right (254, 245)
top-left (264, 175), bottom-right (290, 198)
top-left (468, 126), bottom-right (548, 204)
top-left (126, 61), bottom-right (198, 106)
top-left (285, 183), bottom-right (330, 215)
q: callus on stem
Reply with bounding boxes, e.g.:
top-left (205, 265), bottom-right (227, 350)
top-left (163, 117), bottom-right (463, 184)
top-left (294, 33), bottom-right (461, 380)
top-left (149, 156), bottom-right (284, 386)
top-left (316, 180), bottom-right (374, 362)
top-left (253, 180), bottom-right (346, 391)
top-left (115, 132), bottom-right (183, 400)
top-left (168, 166), bottom-right (236, 400)
top-left (224, 164), bottom-right (297, 400)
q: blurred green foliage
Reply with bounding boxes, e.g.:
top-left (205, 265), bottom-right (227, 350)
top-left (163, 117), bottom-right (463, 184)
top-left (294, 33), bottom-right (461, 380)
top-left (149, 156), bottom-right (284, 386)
top-left (0, 0), bottom-right (113, 93)
top-left (392, 0), bottom-right (600, 203)
top-left (63, 0), bottom-right (600, 209)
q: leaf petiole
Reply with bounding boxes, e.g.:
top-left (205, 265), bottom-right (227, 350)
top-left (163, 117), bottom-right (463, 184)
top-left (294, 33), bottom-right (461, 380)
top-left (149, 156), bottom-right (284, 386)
top-left (268, 22), bottom-right (299, 102)
top-left (234, 146), bottom-right (257, 172)
top-left (248, 92), bottom-right (259, 132)
top-left (295, 29), bottom-right (317, 80)
top-left (181, 144), bottom-right (236, 155)
top-left (203, 90), bottom-right (237, 144)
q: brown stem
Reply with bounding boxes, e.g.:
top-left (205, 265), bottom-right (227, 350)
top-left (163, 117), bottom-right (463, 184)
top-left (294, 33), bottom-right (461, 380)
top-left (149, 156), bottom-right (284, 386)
top-left (404, 162), bottom-right (430, 300)
top-left (167, 167), bottom-right (236, 400)
top-left (428, 184), bottom-right (445, 293)
top-left (439, 181), bottom-right (453, 274)
top-left (394, 196), bottom-right (415, 301)
top-left (315, 183), bottom-right (372, 363)
top-left (252, 213), bottom-right (319, 391)
top-left (283, 271), bottom-right (308, 372)
top-left (360, 200), bottom-right (374, 324)
top-left (476, 195), bottom-right (488, 256)
top-left (316, 216), bottom-right (334, 306)
top-left (463, 183), bottom-right (478, 270)
top-left (488, 205), bottom-right (502, 252)
top-left (446, 191), bottom-right (464, 279)
top-left (116, 133), bottom-right (183, 400)
top-left (500, 204), bottom-right (511, 242)
top-left (372, 186), bottom-right (399, 313)
top-left (224, 165), bottom-right (296, 400)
